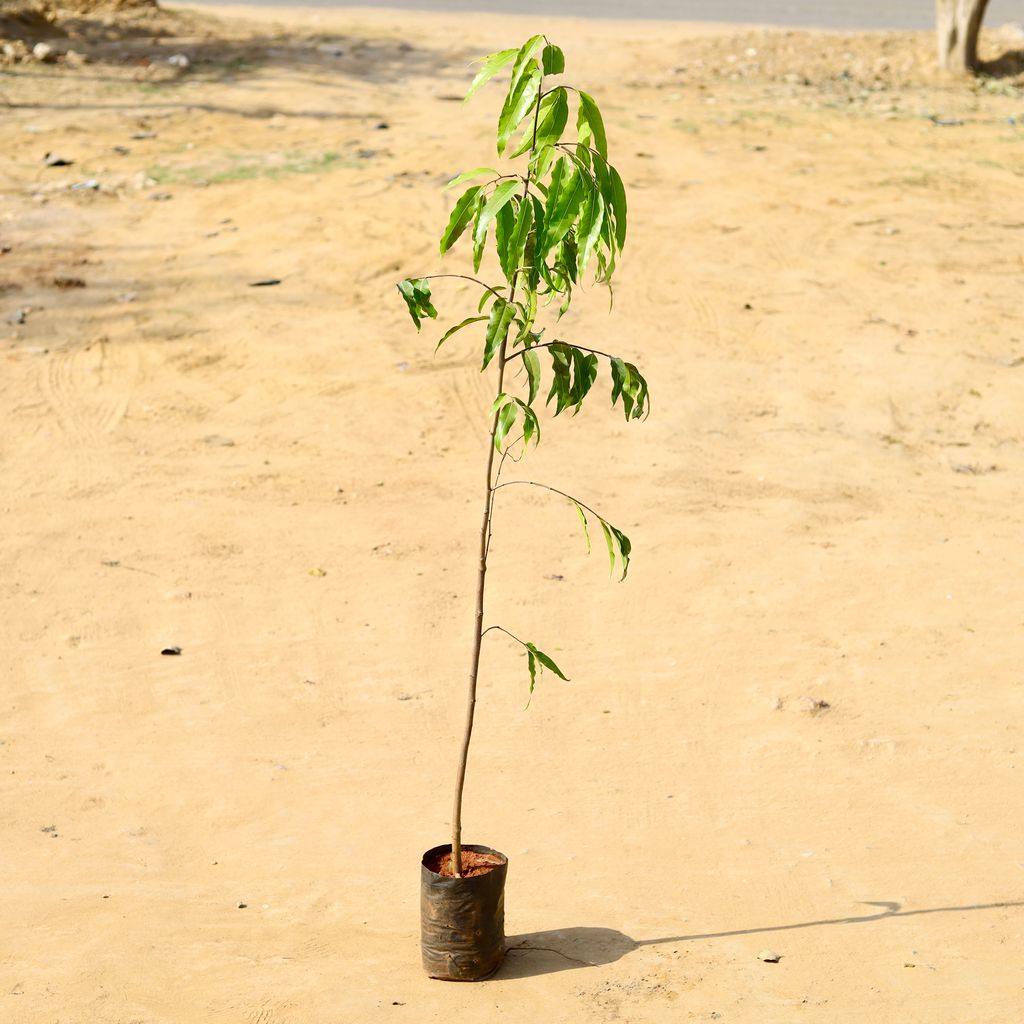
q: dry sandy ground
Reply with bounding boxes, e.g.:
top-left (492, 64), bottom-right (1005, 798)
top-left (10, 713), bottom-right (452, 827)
top-left (2, 4), bottom-right (1023, 1022)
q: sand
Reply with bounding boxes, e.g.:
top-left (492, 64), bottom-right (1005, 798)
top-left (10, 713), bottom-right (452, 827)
top-left (1, 4), bottom-right (1023, 1022)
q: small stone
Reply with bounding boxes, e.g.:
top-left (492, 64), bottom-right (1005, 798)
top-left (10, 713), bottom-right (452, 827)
top-left (32, 42), bottom-right (55, 63)
top-left (7, 308), bottom-right (27, 325)
top-left (237, 902), bottom-right (247, 909)
top-left (43, 152), bottom-right (73, 167)
top-left (796, 696), bottom-right (831, 716)
top-left (758, 949), bottom-right (782, 963)
top-left (160, 646), bottom-right (182, 656)
top-left (203, 434), bottom-right (235, 447)
top-left (150, 192), bottom-right (173, 202)
top-left (167, 53), bottom-right (190, 68)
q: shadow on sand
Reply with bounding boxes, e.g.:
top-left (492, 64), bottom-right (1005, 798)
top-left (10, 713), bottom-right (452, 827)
top-left (499, 898), bottom-right (1024, 979)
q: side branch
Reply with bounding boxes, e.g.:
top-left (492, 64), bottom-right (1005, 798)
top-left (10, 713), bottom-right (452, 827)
top-left (481, 624), bottom-right (530, 648)
top-left (506, 341), bottom-right (617, 362)
top-left (419, 274), bottom-right (506, 301)
top-left (490, 478), bottom-right (603, 522)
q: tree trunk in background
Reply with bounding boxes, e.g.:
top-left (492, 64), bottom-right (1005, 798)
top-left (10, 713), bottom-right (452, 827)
top-left (936, 0), bottom-right (991, 72)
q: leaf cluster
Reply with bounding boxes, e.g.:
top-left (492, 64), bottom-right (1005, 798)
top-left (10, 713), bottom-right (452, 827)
top-left (395, 35), bottom-right (650, 700)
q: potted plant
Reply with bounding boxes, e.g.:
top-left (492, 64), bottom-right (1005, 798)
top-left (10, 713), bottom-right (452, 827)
top-left (397, 34), bottom-right (649, 982)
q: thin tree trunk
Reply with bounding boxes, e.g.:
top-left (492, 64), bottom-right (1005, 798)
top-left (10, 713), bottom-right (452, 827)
top-left (936, 0), bottom-right (991, 73)
top-left (449, 76), bottom-right (545, 879)
top-left (449, 364), bottom-right (506, 878)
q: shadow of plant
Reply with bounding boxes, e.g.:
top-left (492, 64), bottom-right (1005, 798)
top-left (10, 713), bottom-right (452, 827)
top-left (500, 898), bottom-right (1024, 979)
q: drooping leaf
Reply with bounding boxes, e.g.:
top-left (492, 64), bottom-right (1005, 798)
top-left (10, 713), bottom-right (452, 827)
top-left (541, 162), bottom-right (586, 257)
top-left (440, 184), bottom-right (482, 254)
top-left (610, 357), bottom-right (649, 420)
top-left (611, 524), bottom-right (631, 580)
top-left (516, 398), bottom-right (540, 448)
top-left (444, 167), bottom-right (497, 190)
top-left (482, 297), bottom-right (516, 370)
top-left (489, 394), bottom-right (540, 451)
top-left (577, 90), bottom-right (608, 160)
top-left (435, 314), bottom-right (488, 352)
top-left (530, 143), bottom-right (556, 182)
top-left (576, 190), bottom-right (606, 276)
top-left (464, 47), bottom-right (518, 102)
top-left (494, 199), bottom-right (517, 281)
top-left (507, 35), bottom-right (545, 98)
top-left (599, 518), bottom-right (616, 577)
top-left (396, 278), bottom-right (437, 331)
top-left (573, 501), bottom-right (591, 554)
top-left (526, 648), bottom-right (537, 702)
top-left (547, 341), bottom-right (573, 415)
top-left (569, 347), bottom-right (599, 412)
top-left (542, 43), bottom-right (565, 75)
top-left (511, 86), bottom-right (567, 158)
top-left (522, 347), bottom-right (541, 405)
top-left (608, 164), bottom-right (628, 249)
top-left (497, 67), bottom-right (541, 157)
top-left (473, 179), bottom-right (520, 258)
top-left (507, 198), bottom-right (534, 281)
top-left (494, 398), bottom-right (517, 450)
top-left (525, 642), bottom-right (569, 681)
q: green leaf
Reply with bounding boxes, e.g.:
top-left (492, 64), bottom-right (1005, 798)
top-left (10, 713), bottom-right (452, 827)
top-left (440, 184), bottom-right (482, 254)
top-left (516, 398), bottom-right (540, 448)
top-left (577, 91), bottom-right (608, 160)
top-left (547, 341), bottom-right (573, 414)
top-left (435, 314), bottom-right (487, 352)
top-left (482, 297), bottom-right (516, 370)
top-left (522, 347), bottom-right (541, 405)
top-left (599, 518), bottom-right (616, 576)
top-left (396, 278), bottom-right (437, 331)
top-left (494, 399), bottom-right (517, 450)
top-left (610, 357), bottom-right (649, 420)
top-left (508, 35), bottom-right (545, 98)
top-left (542, 43), bottom-right (565, 75)
top-left (526, 649), bottom-right (537, 702)
top-left (576, 190), bottom-right (605, 276)
top-left (541, 160), bottom-right (586, 256)
top-left (510, 86), bottom-right (567, 158)
top-left (465, 47), bottom-right (518, 102)
top-left (574, 502), bottom-right (591, 554)
top-left (530, 143), bottom-right (556, 182)
top-left (471, 190), bottom-right (487, 272)
top-left (495, 199), bottom-right (517, 281)
top-left (525, 642), bottom-right (569, 681)
top-left (608, 164), bottom-right (627, 249)
top-left (611, 525), bottom-right (631, 580)
top-left (507, 198), bottom-right (534, 280)
top-left (497, 67), bottom-right (541, 157)
top-left (473, 179), bottom-right (520, 263)
top-left (570, 347), bottom-right (598, 412)
top-left (444, 167), bottom-right (497, 191)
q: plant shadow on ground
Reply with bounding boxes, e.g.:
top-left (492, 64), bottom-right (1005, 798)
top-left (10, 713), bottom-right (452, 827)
top-left (500, 898), bottom-right (1024, 979)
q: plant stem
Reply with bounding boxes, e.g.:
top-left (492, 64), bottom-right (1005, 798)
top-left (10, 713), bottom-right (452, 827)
top-left (449, 68), bottom-right (545, 879)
